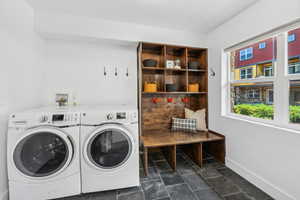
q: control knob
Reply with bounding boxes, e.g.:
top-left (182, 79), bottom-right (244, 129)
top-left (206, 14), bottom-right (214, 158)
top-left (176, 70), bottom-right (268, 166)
top-left (39, 115), bottom-right (48, 123)
top-left (106, 113), bottom-right (114, 120)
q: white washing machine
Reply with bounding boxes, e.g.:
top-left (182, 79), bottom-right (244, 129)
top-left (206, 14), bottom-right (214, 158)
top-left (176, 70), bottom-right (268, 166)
top-left (7, 108), bottom-right (81, 200)
top-left (80, 106), bottom-right (139, 193)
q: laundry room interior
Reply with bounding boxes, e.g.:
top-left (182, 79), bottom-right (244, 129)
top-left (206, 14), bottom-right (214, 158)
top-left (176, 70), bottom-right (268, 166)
top-left (1, 0), bottom-right (300, 200)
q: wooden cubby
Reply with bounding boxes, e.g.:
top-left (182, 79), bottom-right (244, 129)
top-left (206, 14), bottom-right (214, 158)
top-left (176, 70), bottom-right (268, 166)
top-left (187, 48), bottom-right (207, 70)
top-left (166, 46), bottom-right (187, 69)
top-left (138, 42), bottom-right (208, 134)
top-left (141, 43), bottom-right (164, 68)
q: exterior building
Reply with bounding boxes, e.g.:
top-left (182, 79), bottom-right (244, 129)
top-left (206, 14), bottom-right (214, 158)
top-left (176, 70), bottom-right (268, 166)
top-left (233, 38), bottom-right (276, 81)
top-left (232, 28), bottom-right (300, 105)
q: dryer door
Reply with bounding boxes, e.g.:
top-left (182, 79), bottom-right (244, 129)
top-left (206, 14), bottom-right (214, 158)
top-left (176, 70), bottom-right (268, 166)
top-left (13, 127), bottom-right (73, 179)
top-left (85, 124), bottom-right (134, 170)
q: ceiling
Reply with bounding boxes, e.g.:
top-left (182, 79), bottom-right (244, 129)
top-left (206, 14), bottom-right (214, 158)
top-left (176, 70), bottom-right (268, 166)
top-left (27, 0), bottom-right (259, 34)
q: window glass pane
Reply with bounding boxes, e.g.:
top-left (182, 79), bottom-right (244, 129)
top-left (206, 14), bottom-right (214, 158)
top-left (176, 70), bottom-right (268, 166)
top-left (289, 80), bottom-right (300, 123)
top-left (288, 27), bottom-right (300, 74)
top-left (288, 34), bottom-right (296, 43)
top-left (230, 37), bottom-right (276, 81)
top-left (259, 42), bottom-right (266, 49)
top-left (231, 82), bottom-right (274, 120)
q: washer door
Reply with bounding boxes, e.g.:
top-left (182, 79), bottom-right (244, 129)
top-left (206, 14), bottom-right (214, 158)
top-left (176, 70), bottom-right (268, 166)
top-left (85, 124), bottom-right (133, 170)
top-left (13, 127), bottom-right (73, 179)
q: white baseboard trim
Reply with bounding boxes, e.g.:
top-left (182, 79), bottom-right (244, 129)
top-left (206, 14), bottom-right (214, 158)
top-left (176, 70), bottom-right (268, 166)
top-left (226, 158), bottom-right (296, 200)
top-left (0, 190), bottom-right (8, 200)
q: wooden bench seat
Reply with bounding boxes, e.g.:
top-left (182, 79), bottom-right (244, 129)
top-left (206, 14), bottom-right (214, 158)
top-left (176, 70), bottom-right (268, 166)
top-left (141, 130), bottom-right (225, 175)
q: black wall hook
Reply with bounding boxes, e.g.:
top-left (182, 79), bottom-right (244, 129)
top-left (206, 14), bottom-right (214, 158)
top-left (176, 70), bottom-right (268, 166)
top-left (115, 67), bottom-right (118, 76)
top-left (209, 68), bottom-right (216, 78)
top-left (126, 67), bottom-right (129, 77)
top-left (104, 66), bottom-right (107, 76)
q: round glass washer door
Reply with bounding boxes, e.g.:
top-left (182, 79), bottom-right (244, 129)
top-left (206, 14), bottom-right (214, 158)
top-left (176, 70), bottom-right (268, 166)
top-left (13, 127), bottom-right (73, 178)
top-left (85, 124), bottom-right (134, 170)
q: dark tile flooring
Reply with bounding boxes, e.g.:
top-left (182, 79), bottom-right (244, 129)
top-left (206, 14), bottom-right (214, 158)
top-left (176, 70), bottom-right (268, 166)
top-left (56, 150), bottom-right (273, 200)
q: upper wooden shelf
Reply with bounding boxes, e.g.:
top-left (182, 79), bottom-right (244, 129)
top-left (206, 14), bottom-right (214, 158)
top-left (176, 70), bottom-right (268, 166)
top-left (142, 91), bottom-right (207, 95)
top-left (142, 67), bottom-right (207, 72)
top-left (142, 67), bottom-right (165, 71)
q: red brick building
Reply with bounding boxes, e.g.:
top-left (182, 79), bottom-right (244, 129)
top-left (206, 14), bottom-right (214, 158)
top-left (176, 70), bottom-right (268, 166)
top-left (232, 28), bottom-right (300, 105)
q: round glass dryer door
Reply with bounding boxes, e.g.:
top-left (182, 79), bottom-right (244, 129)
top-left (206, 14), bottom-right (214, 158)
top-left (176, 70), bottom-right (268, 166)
top-left (13, 128), bottom-right (73, 178)
top-left (87, 127), bottom-right (132, 169)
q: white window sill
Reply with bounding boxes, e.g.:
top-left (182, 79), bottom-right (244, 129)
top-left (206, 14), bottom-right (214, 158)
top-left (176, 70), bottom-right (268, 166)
top-left (221, 113), bottom-right (300, 136)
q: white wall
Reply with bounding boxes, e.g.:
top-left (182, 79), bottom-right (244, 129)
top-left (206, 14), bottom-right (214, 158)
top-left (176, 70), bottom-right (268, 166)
top-left (208, 0), bottom-right (300, 199)
top-left (40, 39), bottom-right (137, 106)
top-left (0, 0), bottom-right (44, 199)
top-left (0, 1), bottom-right (208, 199)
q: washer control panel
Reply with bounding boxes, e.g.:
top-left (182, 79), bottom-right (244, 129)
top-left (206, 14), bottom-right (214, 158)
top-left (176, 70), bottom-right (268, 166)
top-left (9, 111), bottom-right (80, 128)
top-left (39, 112), bottom-right (80, 125)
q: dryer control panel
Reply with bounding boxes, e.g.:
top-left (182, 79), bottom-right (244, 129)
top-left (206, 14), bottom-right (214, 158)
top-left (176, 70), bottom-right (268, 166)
top-left (104, 111), bottom-right (137, 123)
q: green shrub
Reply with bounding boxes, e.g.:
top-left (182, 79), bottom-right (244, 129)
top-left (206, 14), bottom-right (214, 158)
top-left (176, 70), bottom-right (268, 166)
top-left (289, 105), bottom-right (300, 123)
top-left (233, 104), bottom-right (274, 120)
top-left (233, 104), bottom-right (300, 122)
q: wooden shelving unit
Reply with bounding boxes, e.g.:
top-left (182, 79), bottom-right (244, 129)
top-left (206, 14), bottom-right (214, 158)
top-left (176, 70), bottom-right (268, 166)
top-left (138, 43), bottom-right (225, 175)
top-left (138, 42), bottom-right (208, 134)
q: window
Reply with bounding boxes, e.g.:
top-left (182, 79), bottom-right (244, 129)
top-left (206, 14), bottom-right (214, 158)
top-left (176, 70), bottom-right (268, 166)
top-left (288, 62), bottom-right (300, 74)
top-left (288, 34), bottom-right (296, 42)
top-left (288, 27), bottom-right (300, 125)
top-left (289, 80), bottom-right (300, 123)
top-left (229, 37), bottom-right (276, 120)
top-left (240, 68), bottom-right (253, 79)
top-left (259, 42), bottom-right (266, 49)
top-left (266, 89), bottom-right (273, 104)
top-left (264, 66), bottom-right (273, 77)
top-left (239, 47), bottom-right (253, 61)
top-left (227, 24), bottom-right (300, 129)
top-left (247, 89), bottom-right (260, 98)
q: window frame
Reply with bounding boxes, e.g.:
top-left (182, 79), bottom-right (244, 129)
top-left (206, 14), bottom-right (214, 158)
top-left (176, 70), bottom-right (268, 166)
top-left (259, 42), bottom-right (266, 49)
top-left (266, 89), bottom-right (274, 104)
top-left (224, 22), bottom-right (300, 132)
top-left (288, 33), bottom-right (296, 42)
top-left (264, 66), bottom-right (273, 77)
top-left (247, 89), bottom-right (260, 99)
top-left (288, 62), bottom-right (300, 74)
top-left (240, 67), bottom-right (253, 79)
top-left (239, 47), bottom-right (253, 61)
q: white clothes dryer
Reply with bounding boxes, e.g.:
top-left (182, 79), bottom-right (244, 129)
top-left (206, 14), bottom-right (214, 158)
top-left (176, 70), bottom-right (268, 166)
top-left (80, 106), bottom-right (139, 193)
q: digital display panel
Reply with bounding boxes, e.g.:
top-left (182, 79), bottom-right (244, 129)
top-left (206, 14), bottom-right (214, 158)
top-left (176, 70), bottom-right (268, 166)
top-left (52, 114), bottom-right (64, 122)
top-left (116, 112), bottom-right (126, 119)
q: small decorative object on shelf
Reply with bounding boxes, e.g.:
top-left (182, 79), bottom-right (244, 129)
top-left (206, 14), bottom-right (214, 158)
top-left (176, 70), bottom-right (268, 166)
top-left (152, 97), bottom-right (160, 104)
top-left (188, 61), bottom-right (200, 69)
top-left (56, 93), bottom-right (69, 107)
top-left (166, 60), bottom-right (175, 69)
top-left (144, 82), bottom-right (157, 92)
top-left (188, 83), bottom-right (199, 92)
top-left (167, 97), bottom-right (173, 103)
top-left (174, 59), bottom-right (181, 69)
top-left (143, 59), bottom-right (158, 67)
top-left (181, 97), bottom-right (189, 103)
top-left (166, 84), bottom-right (177, 92)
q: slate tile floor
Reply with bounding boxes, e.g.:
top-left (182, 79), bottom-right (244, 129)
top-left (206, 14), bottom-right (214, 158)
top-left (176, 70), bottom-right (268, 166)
top-left (56, 150), bottom-right (274, 200)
